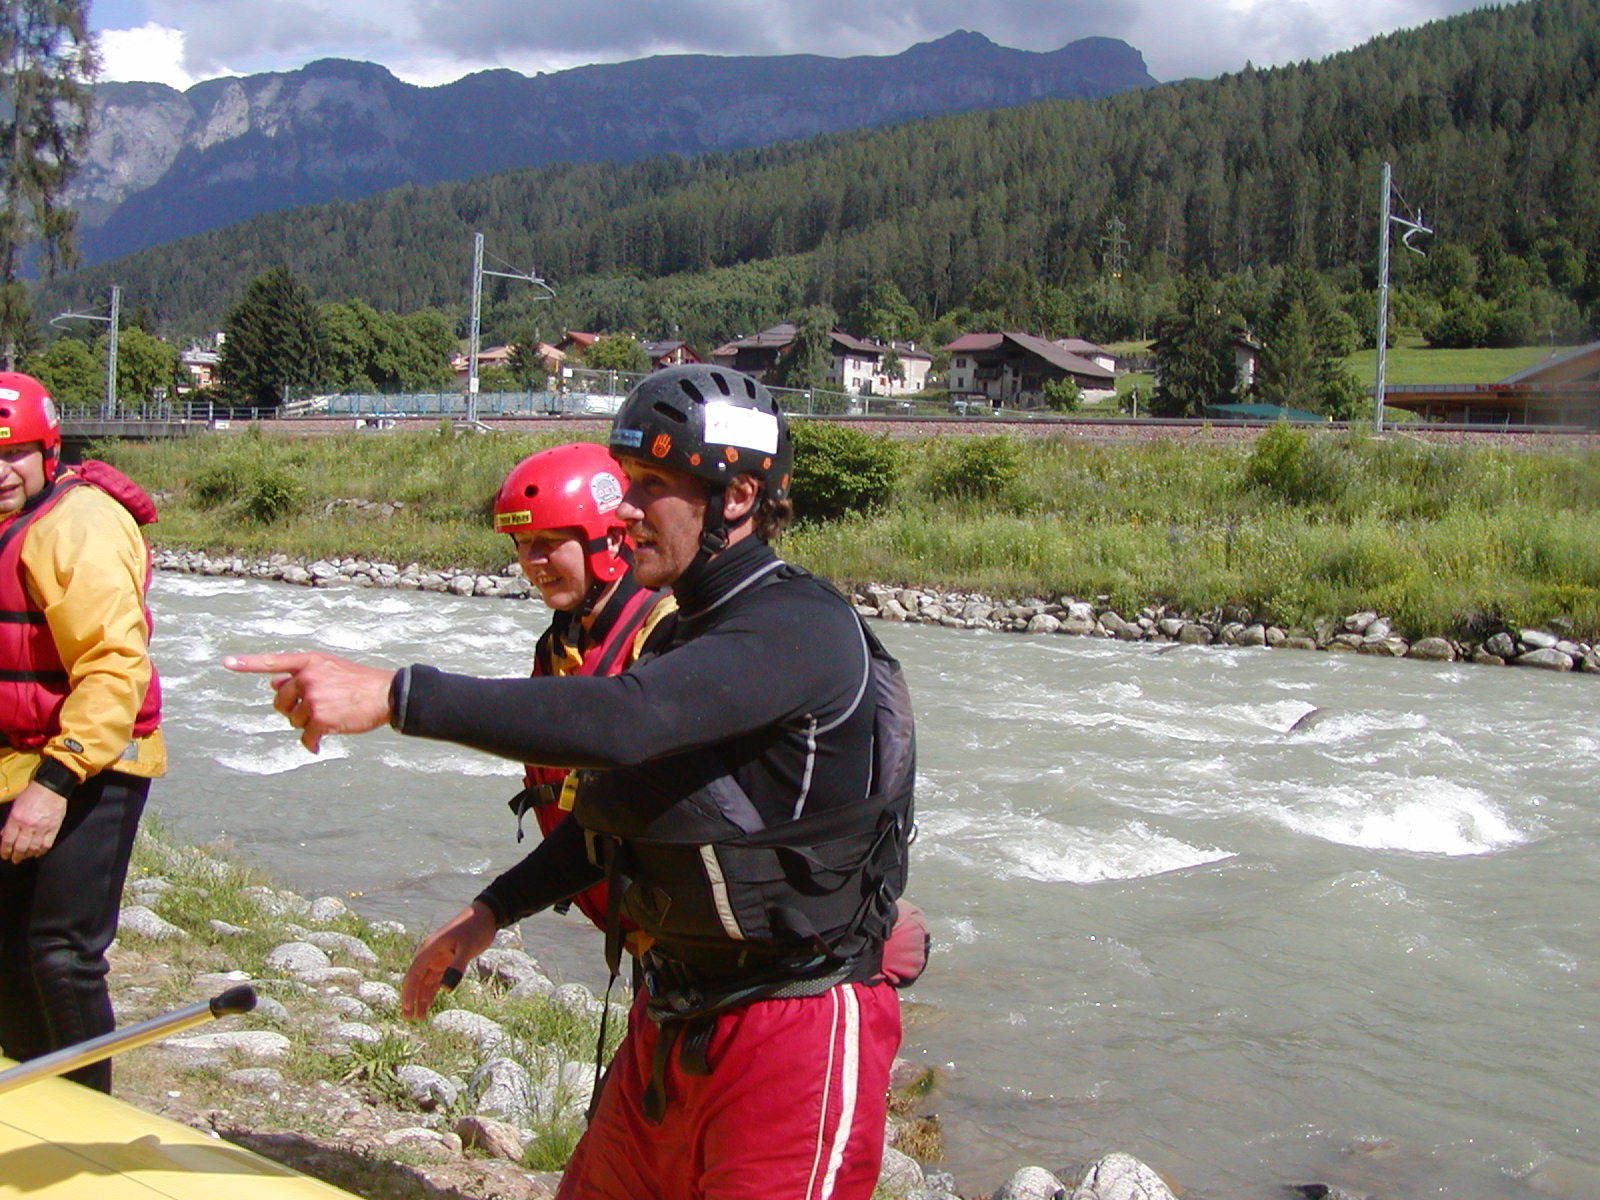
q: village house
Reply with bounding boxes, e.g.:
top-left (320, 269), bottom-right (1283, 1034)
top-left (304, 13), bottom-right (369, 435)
top-left (639, 340), bottom-right (701, 368)
top-left (710, 324), bottom-right (931, 394)
top-left (944, 332), bottom-right (1117, 408)
top-left (709, 324), bottom-right (796, 378)
top-left (449, 344), bottom-right (518, 382)
top-left (179, 343), bottom-right (220, 391)
top-left (823, 332), bottom-right (931, 395)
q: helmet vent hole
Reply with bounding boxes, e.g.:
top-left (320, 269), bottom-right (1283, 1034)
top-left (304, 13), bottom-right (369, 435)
top-left (0, 408), bottom-right (10, 418)
top-left (523, 485), bottom-right (539, 499)
top-left (710, 372), bottom-right (732, 396)
top-left (654, 400), bottom-right (689, 424)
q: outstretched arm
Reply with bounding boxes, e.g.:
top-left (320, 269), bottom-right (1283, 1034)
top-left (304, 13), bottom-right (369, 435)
top-left (223, 652), bottom-right (396, 753)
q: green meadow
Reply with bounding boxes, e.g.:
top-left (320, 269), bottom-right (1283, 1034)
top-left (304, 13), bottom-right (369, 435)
top-left (99, 419), bottom-right (1600, 643)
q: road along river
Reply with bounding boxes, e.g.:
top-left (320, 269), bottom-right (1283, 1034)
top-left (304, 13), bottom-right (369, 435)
top-left (148, 572), bottom-right (1599, 1199)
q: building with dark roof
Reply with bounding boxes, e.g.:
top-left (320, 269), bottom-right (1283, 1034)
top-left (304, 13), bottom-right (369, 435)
top-left (710, 325), bottom-right (930, 394)
top-left (945, 332), bottom-right (1116, 408)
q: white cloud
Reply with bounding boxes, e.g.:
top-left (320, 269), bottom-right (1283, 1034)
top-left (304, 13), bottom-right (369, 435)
top-left (97, 22), bottom-right (206, 89)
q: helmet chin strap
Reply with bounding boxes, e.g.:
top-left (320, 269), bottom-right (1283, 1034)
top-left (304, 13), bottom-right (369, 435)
top-left (577, 543), bottom-right (634, 619)
top-left (693, 483), bottom-right (755, 568)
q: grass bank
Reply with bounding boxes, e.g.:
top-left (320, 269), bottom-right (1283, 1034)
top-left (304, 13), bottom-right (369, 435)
top-left (111, 819), bottom-right (943, 1197)
top-left (96, 422), bottom-right (1600, 642)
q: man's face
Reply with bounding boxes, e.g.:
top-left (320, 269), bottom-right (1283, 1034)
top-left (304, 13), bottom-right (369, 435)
top-left (0, 443), bottom-right (47, 516)
top-left (617, 458), bottom-right (709, 588)
top-left (510, 526), bottom-right (592, 612)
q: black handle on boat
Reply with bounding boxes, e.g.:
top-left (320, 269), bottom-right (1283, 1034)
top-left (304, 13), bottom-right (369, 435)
top-left (0, 986), bottom-right (260, 1096)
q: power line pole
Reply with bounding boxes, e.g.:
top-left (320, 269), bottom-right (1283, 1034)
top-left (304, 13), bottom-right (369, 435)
top-left (1101, 216), bottom-right (1129, 282)
top-left (466, 233), bottom-right (554, 428)
top-left (1373, 163), bottom-right (1431, 434)
top-left (50, 285), bottom-right (120, 417)
top-left (1374, 164), bottom-right (1392, 433)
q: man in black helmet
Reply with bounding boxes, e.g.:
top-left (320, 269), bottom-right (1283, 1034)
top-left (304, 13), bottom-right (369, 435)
top-left (227, 364), bottom-right (918, 1200)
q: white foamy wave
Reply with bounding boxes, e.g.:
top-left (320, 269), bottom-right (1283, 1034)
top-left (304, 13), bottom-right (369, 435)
top-left (377, 748), bottom-right (521, 778)
top-left (304, 621), bottom-right (399, 653)
top-left (151, 576), bottom-right (254, 599)
top-left (1276, 779), bottom-right (1528, 856)
top-left (219, 614), bottom-right (323, 641)
top-left (946, 918), bottom-right (979, 945)
top-left (1285, 707), bottom-right (1427, 744)
top-left (214, 740), bottom-right (348, 775)
top-left (1005, 819), bottom-right (1234, 883)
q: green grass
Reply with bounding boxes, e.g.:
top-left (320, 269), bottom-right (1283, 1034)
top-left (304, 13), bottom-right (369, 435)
top-left (1342, 337), bottom-right (1565, 385)
top-left (123, 817), bottom-right (619, 1168)
top-left (99, 423), bottom-right (1600, 642)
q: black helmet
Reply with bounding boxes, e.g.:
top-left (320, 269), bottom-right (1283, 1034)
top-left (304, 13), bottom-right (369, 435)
top-left (609, 364), bottom-right (792, 502)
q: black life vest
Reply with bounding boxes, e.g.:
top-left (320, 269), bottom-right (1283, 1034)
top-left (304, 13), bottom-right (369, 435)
top-left (574, 564), bottom-right (916, 1009)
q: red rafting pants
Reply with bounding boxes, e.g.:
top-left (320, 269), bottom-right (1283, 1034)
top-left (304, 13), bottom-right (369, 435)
top-left (557, 981), bottom-right (902, 1200)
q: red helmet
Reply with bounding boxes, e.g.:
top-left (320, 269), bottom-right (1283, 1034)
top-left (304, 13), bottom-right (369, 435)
top-left (0, 372), bottom-right (62, 480)
top-left (493, 442), bottom-right (630, 584)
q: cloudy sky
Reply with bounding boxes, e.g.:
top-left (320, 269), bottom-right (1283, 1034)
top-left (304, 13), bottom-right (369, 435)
top-left (92, 0), bottom-right (1500, 91)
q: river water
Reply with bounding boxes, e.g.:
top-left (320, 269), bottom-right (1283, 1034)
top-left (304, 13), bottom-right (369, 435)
top-left (147, 573), bottom-right (1599, 1199)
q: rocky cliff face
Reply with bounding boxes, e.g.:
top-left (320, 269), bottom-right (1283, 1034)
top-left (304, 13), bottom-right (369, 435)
top-left (71, 33), bottom-right (1155, 263)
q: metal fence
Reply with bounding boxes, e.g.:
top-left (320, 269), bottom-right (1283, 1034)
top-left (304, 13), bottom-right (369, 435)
top-left (276, 368), bottom-right (941, 421)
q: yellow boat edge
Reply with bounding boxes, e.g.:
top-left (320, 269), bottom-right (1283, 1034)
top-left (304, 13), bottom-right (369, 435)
top-left (0, 1058), bottom-right (357, 1199)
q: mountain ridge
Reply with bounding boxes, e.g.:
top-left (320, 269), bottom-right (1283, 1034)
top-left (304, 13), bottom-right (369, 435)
top-left (69, 32), bottom-right (1156, 263)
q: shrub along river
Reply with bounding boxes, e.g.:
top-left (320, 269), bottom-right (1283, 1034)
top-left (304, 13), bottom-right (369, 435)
top-left (149, 572), bottom-right (1599, 1199)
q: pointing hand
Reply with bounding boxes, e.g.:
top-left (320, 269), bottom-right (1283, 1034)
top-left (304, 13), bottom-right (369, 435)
top-left (223, 651), bottom-right (396, 753)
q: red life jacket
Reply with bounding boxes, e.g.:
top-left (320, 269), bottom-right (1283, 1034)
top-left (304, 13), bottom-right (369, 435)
top-left (510, 577), bottom-right (667, 930)
top-left (0, 467), bottom-right (162, 752)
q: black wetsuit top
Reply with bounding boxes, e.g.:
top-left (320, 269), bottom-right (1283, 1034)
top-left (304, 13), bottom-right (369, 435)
top-left (390, 537), bottom-right (878, 926)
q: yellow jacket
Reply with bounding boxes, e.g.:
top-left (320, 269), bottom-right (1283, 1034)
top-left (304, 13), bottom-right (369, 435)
top-left (0, 483), bottom-right (165, 801)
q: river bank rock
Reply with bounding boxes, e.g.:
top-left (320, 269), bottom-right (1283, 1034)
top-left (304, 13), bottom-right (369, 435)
top-left (153, 549), bottom-right (1595, 679)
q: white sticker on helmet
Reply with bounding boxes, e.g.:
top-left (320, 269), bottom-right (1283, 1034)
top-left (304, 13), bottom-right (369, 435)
top-left (703, 401), bottom-right (778, 453)
top-left (590, 471), bottom-right (623, 513)
top-left (0, 389), bottom-right (18, 401)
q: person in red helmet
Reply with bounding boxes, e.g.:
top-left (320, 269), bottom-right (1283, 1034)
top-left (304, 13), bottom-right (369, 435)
top-left (0, 372), bottom-right (164, 1092)
top-left (227, 365), bottom-right (919, 1200)
top-left (494, 442), bottom-right (674, 932)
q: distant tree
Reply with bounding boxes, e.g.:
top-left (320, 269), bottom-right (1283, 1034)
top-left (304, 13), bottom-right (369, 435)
top-left (769, 306), bottom-right (836, 390)
top-left (1042, 376), bottom-right (1081, 413)
top-left (219, 266), bottom-right (329, 407)
top-left (476, 365), bottom-right (519, 392)
top-left (1150, 275), bottom-right (1241, 417)
top-left (22, 336), bottom-right (98, 404)
top-left (505, 329), bottom-right (551, 389)
top-left (1425, 289), bottom-right (1497, 348)
top-left (969, 264), bottom-right (1040, 331)
top-left (322, 299), bottom-right (456, 392)
top-left (585, 334), bottom-right (650, 374)
top-left (852, 281), bottom-right (922, 344)
top-left (1255, 267), bottom-right (1361, 416)
top-left (111, 327), bottom-right (180, 407)
top-left (879, 347), bottom-right (905, 389)
top-left (1, 1), bottom-right (97, 366)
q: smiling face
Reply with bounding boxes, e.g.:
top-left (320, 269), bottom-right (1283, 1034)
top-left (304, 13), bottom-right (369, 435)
top-left (616, 458), bottom-right (711, 589)
top-left (510, 526), bottom-right (593, 611)
top-left (0, 442), bottom-right (47, 517)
